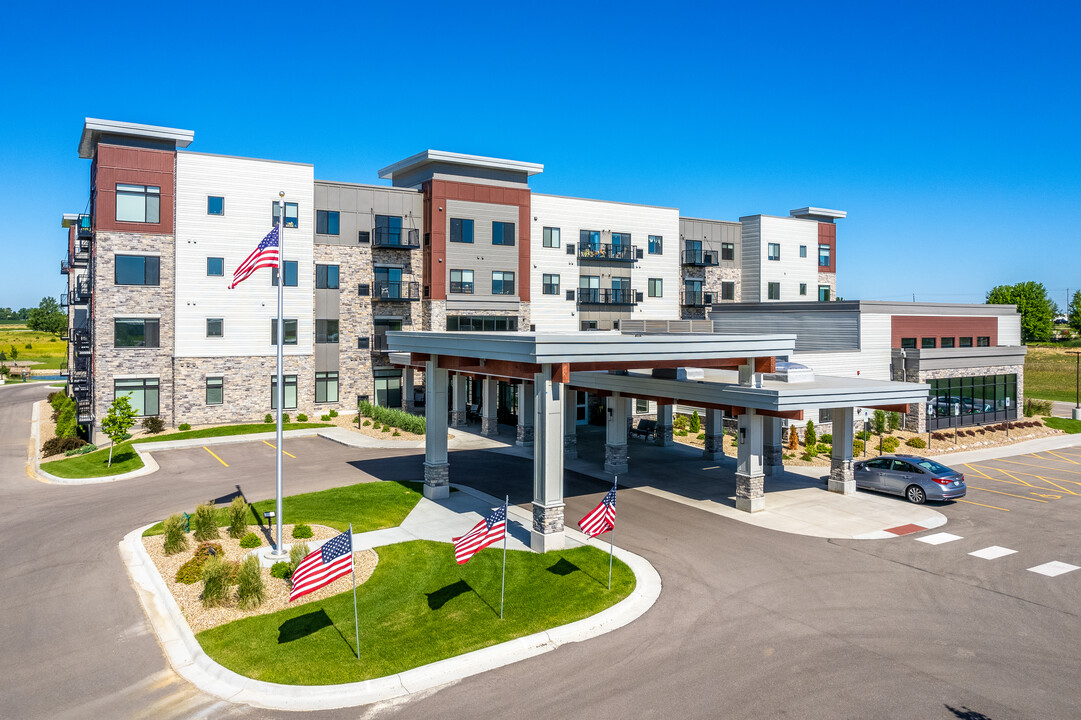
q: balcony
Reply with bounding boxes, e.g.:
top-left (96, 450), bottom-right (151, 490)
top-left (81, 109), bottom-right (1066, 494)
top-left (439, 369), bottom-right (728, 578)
top-left (681, 290), bottom-right (715, 307)
top-left (372, 227), bottom-right (420, 249)
top-left (577, 288), bottom-right (639, 305)
top-left (372, 280), bottom-right (421, 301)
top-left (681, 249), bottom-right (719, 266)
top-left (371, 334), bottom-right (390, 353)
top-left (70, 236), bottom-right (91, 268)
top-left (578, 243), bottom-right (637, 263)
top-left (72, 328), bottom-right (92, 356)
top-left (60, 260), bottom-right (71, 276)
top-left (69, 276), bottom-right (92, 305)
top-left (76, 213), bottom-right (92, 238)
top-left (59, 293), bottom-right (69, 309)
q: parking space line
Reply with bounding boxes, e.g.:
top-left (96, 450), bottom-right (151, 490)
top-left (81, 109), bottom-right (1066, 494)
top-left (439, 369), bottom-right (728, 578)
top-left (955, 498), bottom-right (1009, 511)
top-left (970, 546), bottom-right (1017, 559)
top-left (967, 486), bottom-right (1049, 503)
top-left (997, 457), bottom-right (1081, 481)
top-left (1045, 450), bottom-right (1081, 466)
top-left (262, 440), bottom-right (296, 459)
top-left (203, 447), bottom-right (229, 467)
top-left (978, 461), bottom-right (1081, 494)
top-left (963, 464), bottom-right (994, 480)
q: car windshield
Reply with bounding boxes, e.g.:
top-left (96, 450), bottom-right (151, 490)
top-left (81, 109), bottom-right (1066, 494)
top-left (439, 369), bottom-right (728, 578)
top-left (915, 459), bottom-right (954, 475)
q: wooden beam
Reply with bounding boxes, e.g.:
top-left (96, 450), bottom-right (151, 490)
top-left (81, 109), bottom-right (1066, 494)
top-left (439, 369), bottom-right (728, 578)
top-left (568, 357), bottom-right (747, 373)
top-left (754, 356), bottom-right (776, 373)
top-left (863, 404), bottom-right (910, 414)
top-left (553, 363), bottom-right (570, 384)
top-left (756, 408), bottom-right (804, 420)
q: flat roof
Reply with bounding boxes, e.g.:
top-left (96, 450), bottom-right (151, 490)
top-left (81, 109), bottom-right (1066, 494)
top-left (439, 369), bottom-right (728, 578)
top-left (61, 213), bottom-right (81, 228)
top-left (708, 300), bottom-right (1019, 316)
top-left (790, 207), bottom-right (847, 219)
top-left (378, 150), bottom-right (544, 181)
top-left (79, 118), bottom-right (194, 159)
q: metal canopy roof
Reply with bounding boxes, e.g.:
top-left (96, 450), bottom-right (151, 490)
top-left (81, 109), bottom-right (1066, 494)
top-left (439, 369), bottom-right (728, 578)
top-left (79, 118), bottom-right (194, 159)
top-left (377, 150), bottom-right (544, 181)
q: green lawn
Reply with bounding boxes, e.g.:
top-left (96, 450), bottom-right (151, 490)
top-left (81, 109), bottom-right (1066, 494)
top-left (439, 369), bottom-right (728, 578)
top-left (143, 480), bottom-right (424, 536)
top-left (40, 441), bottom-right (144, 478)
top-left (133, 422), bottom-right (333, 444)
top-left (197, 540), bottom-right (634, 685)
top-left (1043, 416), bottom-right (1081, 434)
top-left (1025, 346), bottom-right (1081, 402)
top-left (0, 324), bottom-right (67, 369)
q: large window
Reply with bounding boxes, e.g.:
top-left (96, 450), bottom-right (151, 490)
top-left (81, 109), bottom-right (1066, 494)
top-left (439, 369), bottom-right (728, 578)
top-left (206, 318), bottom-right (223, 338)
top-left (901, 337), bottom-right (917, 349)
top-left (543, 227), bottom-right (560, 248)
top-left (272, 202), bottom-right (299, 228)
top-left (492, 221), bottom-right (515, 246)
top-left (115, 378), bottom-right (159, 416)
top-left (492, 271), bottom-right (515, 295)
top-left (721, 242), bottom-right (735, 261)
top-left (542, 273), bottom-right (560, 295)
top-left (580, 230), bottom-right (600, 251)
top-left (206, 376), bottom-right (223, 405)
top-left (960, 337), bottom-right (973, 348)
top-left (648, 235), bottom-right (663, 255)
top-left (446, 316), bottom-right (518, 331)
top-left (270, 375), bottom-right (298, 409)
top-left (316, 371), bottom-right (339, 403)
top-left (449, 269), bottom-right (474, 294)
top-left (316, 264), bottom-right (339, 289)
top-left (450, 218), bottom-right (474, 243)
top-left (767, 243), bottom-right (781, 261)
top-left (374, 370), bottom-right (402, 407)
top-left (315, 319), bottom-right (339, 343)
top-left (767, 282), bottom-right (781, 300)
top-left (115, 255), bottom-right (160, 286)
top-left (927, 373), bottom-right (1017, 430)
top-left (207, 196), bottom-right (225, 216)
top-left (721, 281), bottom-right (735, 300)
top-left (116, 184), bottom-right (160, 223)
top-left (207, 257), bottom-right (224, 277)
top-left (818, 285), bottom-right (831, 301)
top-left (977, 336), bottom-right (991, 347)
top-left (114, 318), bottom-right (159, 348)
top-left (819, 244), bottom-right (832, 268)
top-left (316, 210), bottom-right (340, 235)
top-left (648, 278), bottom-right (663, 297)
top-left (270, 319), bottom-right (298, 345)
top-left (922, 337), bottom-right (937, 349)
top-left (375, 215), bottom-right (402, 245)
top-left (271, 260), bottom-right (298, 287)
top-left (941, 337), bottom-right (956, 348)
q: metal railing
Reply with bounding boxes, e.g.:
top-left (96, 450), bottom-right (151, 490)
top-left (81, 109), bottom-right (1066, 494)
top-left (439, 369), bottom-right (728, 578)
top-left (372, 280), bottom-right (421, 301)
top-left (681, 290), bottom-right (715, 307)
top-left (578, 243), bottom-right (636, 262)
top-left (371, 334), bottom-right (390, 352)
top-left (449, 281), bottom-right (474, 294)
top-left (577, 288), bottom-right (638, 305)
top-left (71, 236), bottom-right (91, 267)
top-left (372, 227), bottom-right (420, 249)
top-left (681, 249), bottom-right (719, 266)
top-left (69, 276), bottom-right (92, 305)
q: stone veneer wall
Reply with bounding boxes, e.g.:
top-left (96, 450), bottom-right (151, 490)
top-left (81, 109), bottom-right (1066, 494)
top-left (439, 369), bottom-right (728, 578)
top-left (892, 363), bottom-right (1025, 433)
top-left (818, 271), bottom-right (837, 299)
top-left (172, 355), bottom-right (315, 425)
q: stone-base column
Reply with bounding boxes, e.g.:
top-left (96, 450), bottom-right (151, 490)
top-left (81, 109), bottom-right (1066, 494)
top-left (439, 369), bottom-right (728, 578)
top-left (450, 373), bottom-right (468, 428)
top-left (703, 409), bottom-right (725, 460)
top-left (655, 404), bottom-right (674, 447)
top-left (735, 472), bottom-right (765, 512)
top-left (605, 394), bottom-right (630, 475)
top-left (564, 434), bottom-right (578, 460)
top-left (829, 406), bottom-right (856, 495)
top-left (735, 410), bottom-right (764, 512)
top-left (517, 424), bottom-right (534, 446)
top-left (604, 443), bottom-right (629, 475)
top-left (481, 416), bottom-right (498, 436)
top-left (829, 457), bottom-right (855, 495)
top-left (449, 411), bottom-right (467, 427)
top-left (763, 417), bottom-right (784, 477)
top-left (423, 358), bottom-right (450, 500)
top-left (423, 461), bottom-right (450, 499)
top-left (516, 380), bottom-right (534, 447)
top-left (531, 502), bottom-right (566, 553)
top-left (480, 376), bottom-right (498, 436)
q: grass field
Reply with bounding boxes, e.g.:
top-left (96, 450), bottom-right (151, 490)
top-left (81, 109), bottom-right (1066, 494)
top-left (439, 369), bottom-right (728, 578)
top-left (40, 441), bottom-right (144, 478)
top-left (0, 323), bottom-right (67, 370)
top-left (1025, 346), bottom-right (1081, 402)
top-left (197, 540), bottom-right (634, 685)
top-left (1043, 417), bottom-right (1081, 434)
top-left (133, 422), bottom-right (333, 444)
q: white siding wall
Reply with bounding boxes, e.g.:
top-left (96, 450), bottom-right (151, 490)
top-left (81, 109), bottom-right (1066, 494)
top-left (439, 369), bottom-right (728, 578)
top-left (530, 194), bottom-right (679, 331)
top-left (758, 216), bottom-right (820, 301)
top-left (998, 314), bottom-right (1022, 346)
top-left (175, 153), bottom-right (315, 357)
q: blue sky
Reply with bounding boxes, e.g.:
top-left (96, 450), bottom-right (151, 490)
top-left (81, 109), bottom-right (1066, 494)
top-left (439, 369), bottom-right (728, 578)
top-left (1, 0), bottom-right (1078, 310)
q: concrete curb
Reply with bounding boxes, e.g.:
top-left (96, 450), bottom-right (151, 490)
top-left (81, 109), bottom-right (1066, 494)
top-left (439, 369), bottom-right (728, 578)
top-left (132, 428), bottom-right (325, 452)
top-left (121, 516), bottom-right (661, 711)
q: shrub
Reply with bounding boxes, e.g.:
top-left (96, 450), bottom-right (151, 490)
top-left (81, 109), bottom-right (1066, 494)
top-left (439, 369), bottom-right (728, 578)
top-left (56, 402), bottom-right (77, 438)
top-left (162, 513), bottom-right (189, 556)
top-left (64, 442), bottom-right (97, 457)
top-left (1025, 398), bottom-right (1054, 416)
top-left (800, 452), bottom-right (817, 461)
top-left (787, 428), bottom-right (799, 450)
top-left (321, 414), bottom-right (331, 421)
top-left (816, 443), bottom-right (832, 455)
top-left (689, 411), bottom-right (701, 433)
top-left (192, 502), bottom-right (220, 542)
top-left (271, 561), bottom-right (292, 580)
top-left (178, 423), bottom-right (192, 431)
top-left (872, 410), bottom-right (887, 436)
top-left (46, 391), bottom-right (59, 404)
top-left (673, 414), bottom-right (689, 431)
top-left (297, 413), bottom-right (308, 422)
top-left (290, 542), bottom-right (310, 575)
top-left (382, 424), bottom-right (391, 432)
top-left (804, 420), bottom-right (816, 448)
top-left (906, 437), bottom-right (927, 449)
top-left (236, 554), bottom-right (265, 610)
top-left (881, 436), bottom-right (900, 453)
top-left (25, 342), bottom-right (31, 349)
top-left (674, 429), bottom-right (688, 437)
top-left (42, 435), bottom-right (85, 457)
top-left (393, 430), bottom-right (401, 436)
top-left (856, 430), bottom-right (872, 441)
top-left (363, 420), bottom-right (371, 427)
top-left (141, 415), bottom-right (165, 434)
top-left (50, 391), bottom-right (67, 413)
top-left (228, 496), bottom-right (249, 538)
top-left (853, 439), bottom-right (865, 454)
top-left (176, 542), bottom-right (223, 584)
top-left (357, 400), bottom-right (426, 434)
top-left (292, 523), bottom-right (313, 539)
top-left (888, 412), bottom-right (902, 432)
top-left (697, 432), bottom-right (705, 440)
top-left (264, 414), bottom-right (273, 424)
top-left (200, 556), bottom-right (232, 608)
top-left (329, 409), bottom-right (338, 418)
top-left (239, 532), bottom-right (262, 548)
top-left (282, 413), bottom-right (290, 423)
top-left (821, 433), bottom-right (833, 445)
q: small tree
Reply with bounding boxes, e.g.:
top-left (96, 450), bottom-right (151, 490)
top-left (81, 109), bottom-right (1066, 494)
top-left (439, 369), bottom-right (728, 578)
top-left (1068, 290), bottom-right (1081, 335)
top-left (872, 409), bottom-right (887, 436)
top-left (101, 395), bottom-right (137, 467)
top-left (804, 420), bottom-right (816, 448)
top-left (9, 345), bottom-right (17, 362)
top-left (888, 411), bottom-right (901, 432)
top-left (689, 410), bottom-right (701, 434)
top-left (227, 496), bottom-right (249, 539)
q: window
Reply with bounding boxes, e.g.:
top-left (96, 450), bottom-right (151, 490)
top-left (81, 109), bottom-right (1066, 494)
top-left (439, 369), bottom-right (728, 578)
top-left (114, 318), bottom-right (160, 348)
top-left (901, 337), bottom-right (917, 349)
top-left (207, 196), bottom-right (224, 216)
top-left (799, 245), bottom-right (807, 258)
top-left (922, 337), bottom-right (937, 349)
top-left (977, 336), bottom-right (991, 347)
top-left (316, 210), bottom-right (340, 235)
top-left (960, 337), bottom-right (973, 348)
top-left (270, 319), bottom-right (298, 345)
top-left (492, 271), bottom-right (515, 295)
top-left (447, 316), bottom-right (519, 331)
top-left (272, 202), bottom-right (299, 228)
top-left (374, 267), bottom-right (404, 298)
top-left (721, 242), bottom-right (735, 261)
top-left (926, 373), bottom-right (1018, 430)
top-left (315, 319), bottom-right (339, 343)
top-left (316, 264), bottom-right (339, 289)
top-left (206, 376), bottom-right (223, 405)
top-left (206, 318), bottom-right (223, 338)
top-left (374, 215), bottom-right (402, 245)
top-left (115, 378), bottom-right (159, 416)
top-left (450, 218), bottom-right (474, 243)
top-left (207, 257), bottom-right (224, 277)
top-left (115, 255), bottom-right (160, 286)
top-left (542, 273), bottom-right (560, 295)
top-left (358, 230), bottom-right (370, 244)
top-left (116, 184), bottom-right (160, 223)
top-left (648, 278), bottom-right (663, 297)
top-left (316, 371), bottom-right (339, 403)
top-left (581, 321), bottom-right (598, 331)
top-left (580, 230), bottom-right (600, 250)
top-left (270, 375), bottom-right (298, 410)
top-left (648, 235), bottom-right (663, 255)
top-left (721, 281), bottom-right (735, 300)
top-left (271, 260), bottom-right (298, 287)
top-left (800, 283), bottom-right (808, 296)
top-left (819, 244), bottom-right (831, 268)
top-left (611, 232), bottom-right (631, 249)
top-left (818, 285), bottom-right (831, 301)
top-left (767, 282), bottom-right (781, 300)
top-left (768, 243), bottom-right (780, 261)
top-left (636, 399), bottom-right (649, 414)
top-left (492, 221), bottom-right (515, 246)
top-left (374, 370), bottom-right (402, 408)
top-left (941, 337), bottom-right (956, 349)
top-left (543, 227), bottom-right (560, 248)
top-left (373, 319), bottom-right (402, 351)
top-left (449, 269), bottom-right (474, 294)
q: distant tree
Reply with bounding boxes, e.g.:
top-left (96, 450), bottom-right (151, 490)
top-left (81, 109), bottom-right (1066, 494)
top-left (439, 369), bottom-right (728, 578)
top-left (101, 396), bottom-right (137, 467)
top-left (1068, 290), bottom-right (1081, 335)
top-left (8, 345), bottom-right (17, 361)
top-left (986, 282), bottom-right (1055, 343)
top-left (26, 296), bottom-right (66, 336)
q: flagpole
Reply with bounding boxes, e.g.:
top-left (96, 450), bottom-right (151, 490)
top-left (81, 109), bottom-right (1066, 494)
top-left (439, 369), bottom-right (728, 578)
top-left (272, 192), bottom-right (286, 559)
top-left (350, 522), bottom-right (360, 659)
top-left (500, 495), bottom-right (508, 619)
top-left (608, 475), bottom-right (617, 590)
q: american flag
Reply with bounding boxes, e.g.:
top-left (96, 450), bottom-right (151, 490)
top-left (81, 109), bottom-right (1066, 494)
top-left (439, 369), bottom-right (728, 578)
top-left (578, 486), bottom-right (616, 538)
top-left (228, 225), bottom-right (279, 289)
top-left (453, 504), bottom-right (506, 565)
top-left (289, 531), bottom-right (353, 602)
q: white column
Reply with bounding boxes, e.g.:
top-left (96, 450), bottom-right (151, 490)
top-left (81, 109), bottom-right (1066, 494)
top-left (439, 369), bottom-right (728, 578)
top-left (763, 416), bottom-right (784, 477)
top-left (735, 409), bottom-right (764, 512)
top-left (480, 376), bottom-right (498, 436)
top-left (829, 406), bottom-right (856, 495)
top-left (532, 365), bottom-right (565, 552)
top-left (703, 408), bottom-right (725, 460)
top-left (449, 373), bottom-right (468, 427)
top-left (564, 389), bottom-right (579, 459)
top-left (517, 380), bottom-right (535, 447)
top-left (655, 403), bottom-right (674, 447)
top-left (605, 393), bottom-right (629, 475)
top-left (423, 357), bottom-right (450, 499)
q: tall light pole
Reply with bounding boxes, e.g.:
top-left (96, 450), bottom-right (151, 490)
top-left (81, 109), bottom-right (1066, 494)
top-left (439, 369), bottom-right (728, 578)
top-left (1069, 350), bottom-right (1081, 421)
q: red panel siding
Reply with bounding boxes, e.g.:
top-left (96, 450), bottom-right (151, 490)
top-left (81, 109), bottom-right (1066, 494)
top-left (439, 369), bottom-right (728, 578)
top-left (93, 144), bottom-right (176, 234)
top-left (818, 222), bottom-right (836, 273)
top-left (891, 316), bottom-right (997, 348)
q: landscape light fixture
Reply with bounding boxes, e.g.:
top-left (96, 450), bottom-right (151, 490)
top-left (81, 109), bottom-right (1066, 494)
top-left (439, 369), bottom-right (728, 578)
top-left (263, 511), bottom-right (275, 520)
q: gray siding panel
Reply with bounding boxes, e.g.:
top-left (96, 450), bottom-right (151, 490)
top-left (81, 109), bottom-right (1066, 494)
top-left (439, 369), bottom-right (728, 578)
top-left (710, 311), bottom-right (860, 352)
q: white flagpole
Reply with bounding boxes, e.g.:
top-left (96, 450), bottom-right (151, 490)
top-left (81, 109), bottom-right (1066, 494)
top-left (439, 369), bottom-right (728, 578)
top-left (273, 192), bottom-right (286, 559)
top-left (350, 522), bottom-right (360, 659)
top-left (608, 475), bottom-right (617, 590)
top-left (500, 495), bottom-right (508, 619)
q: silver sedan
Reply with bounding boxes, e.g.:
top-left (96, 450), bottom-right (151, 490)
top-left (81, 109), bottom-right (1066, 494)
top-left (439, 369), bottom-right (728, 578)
top-left (854, 455), bottom-right (967, 504)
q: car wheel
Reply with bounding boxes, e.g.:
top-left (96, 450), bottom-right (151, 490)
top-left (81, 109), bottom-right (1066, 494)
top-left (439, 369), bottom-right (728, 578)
top-left (906, 485), bottom-right (926, 504)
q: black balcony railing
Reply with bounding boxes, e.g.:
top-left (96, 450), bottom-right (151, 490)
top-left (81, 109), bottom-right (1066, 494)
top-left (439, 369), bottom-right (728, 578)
top-left (449, 281), bottom-right (474, 294)
top-left (70, 236), bottom-right (91, 267)
top-left (577, 288), bottom-right (638, 305)
top-left (681, 250), bottom-right (719, 266)
top-left (372, 227), bottom-right (420, 249)
top-left (59, 293), bottom-right (69, 309)
top-left (60, 260), bottom-right (71, 276)
top-left (681, 290), bottom-right (715, 307)
top-left (372, 280), bottom-right (421, 301)
top-left (371, 334), bottom-right (390, 352)
top-left (69, 276), bottom-right (92, 305)
top-left (72, 328), bottom-right (92, 356)
top-left (76, 214), bottom-right (92, 238)
top-left (578, 243), bottom-right (637, 262)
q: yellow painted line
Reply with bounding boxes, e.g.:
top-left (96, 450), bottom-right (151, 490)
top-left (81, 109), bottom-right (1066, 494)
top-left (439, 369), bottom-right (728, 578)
top-left (978, 460), bottom-right (1081, 494)
top-left (262, 440), bottom-right (296, 459)
top-left (963, 464), bottom-right (994, 480)
top-left (203, 446), bottom-right (229, 467)
top-left (967, 486), bottom-right (1049, 502)
top-left (956, 498), bottom-right (1009, 511)
top-left (971, 464), bottom-right (1038, 488)
top-left (992, 458), bottom-right (1081, 484)
top-left (1046, 450), bottom-right (1081, 466)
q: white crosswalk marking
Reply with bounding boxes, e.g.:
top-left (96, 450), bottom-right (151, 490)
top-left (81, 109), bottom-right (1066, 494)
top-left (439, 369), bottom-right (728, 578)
top-left (1027, 561), bottom-right (1080, 577)
top-left (917, 532), bottom-right (963, 545)
top-left (969, 546), bottom-right (1017, 559)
